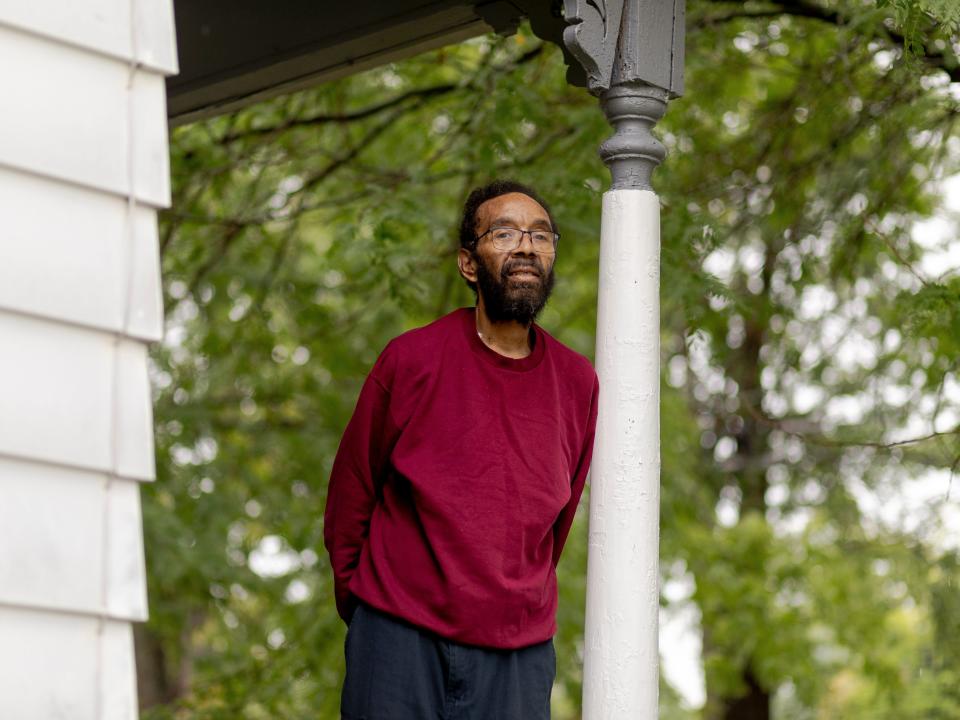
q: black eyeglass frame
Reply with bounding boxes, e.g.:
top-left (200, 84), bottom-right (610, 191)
top-left (474, 226), bottom-right (561, 255)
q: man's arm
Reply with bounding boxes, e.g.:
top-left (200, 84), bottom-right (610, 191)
top-left (323, 343), bottom-right (399, 624)
top-left (552, 372), bottom-right (600, 567)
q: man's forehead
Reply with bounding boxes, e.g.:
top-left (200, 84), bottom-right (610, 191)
top-left (487, 215), bottom-right (553, 229)
top-left (477, 192), bottom-right (550, 224)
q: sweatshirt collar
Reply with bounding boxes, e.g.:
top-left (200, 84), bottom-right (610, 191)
top-left (460, 307), bottom-right (546, 372)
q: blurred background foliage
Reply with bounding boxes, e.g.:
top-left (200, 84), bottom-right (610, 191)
top-left (142, 1), bottom-right (959, 718)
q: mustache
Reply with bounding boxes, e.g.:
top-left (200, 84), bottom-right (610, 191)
top-left (501, 259), bottom-right (543, 277)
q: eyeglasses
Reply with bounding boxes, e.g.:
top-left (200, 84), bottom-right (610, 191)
top-left (475, 226), bottom-right (560, 254)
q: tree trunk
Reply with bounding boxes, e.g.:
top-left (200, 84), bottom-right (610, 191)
top-left (134, 623), bottom-right (173, 710)
top-left (707, 256), bottom-right (779, 720)
top-left (721, 665), bottom-right (770, 720)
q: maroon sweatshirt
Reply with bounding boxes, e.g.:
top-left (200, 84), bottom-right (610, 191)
top-left (323, 306), bottom-right (599, 649)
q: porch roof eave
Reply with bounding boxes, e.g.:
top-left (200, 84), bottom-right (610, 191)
top-left (166, 0), bottom-right (525, 125)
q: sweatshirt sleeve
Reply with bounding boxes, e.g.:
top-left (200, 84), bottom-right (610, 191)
top-left (323, 342), bottom-right (400, 624)
top-left (552, 371), bottom-right (600, 568)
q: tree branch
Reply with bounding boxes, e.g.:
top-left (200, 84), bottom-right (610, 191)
top-left (220, 44), bottom-right (548, 145)
top-left (737, 390), bottom-right (960, 451)
top-left (697, 0), bottom-right (959, 81)
top-left (221, 83), bottom-right (459, 144)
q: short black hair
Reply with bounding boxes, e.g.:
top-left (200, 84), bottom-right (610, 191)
top-left (458, 179), bottom-right (558, 252)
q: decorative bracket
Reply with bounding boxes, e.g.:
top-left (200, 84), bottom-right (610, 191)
top-left (560, 0), bottom-right (684, 98)
top-left (562, 1), bottom-right (626, 94)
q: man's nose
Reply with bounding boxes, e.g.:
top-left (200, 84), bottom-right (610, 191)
top-left (513, 231), bottom-right (536, 255)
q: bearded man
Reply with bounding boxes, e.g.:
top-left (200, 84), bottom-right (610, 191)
top-left (323, 179), bottom-right (600, 720)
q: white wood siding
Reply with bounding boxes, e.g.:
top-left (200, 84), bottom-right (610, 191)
top-left (0, 457), bottom-right (147, 620)
top-left (0, 606), bottom-right (139, 720)
top-left (0, 312), bottom-right (156, 478)
top-left (0, 167), bottom-right (163, 341)
top-left (0, 1), bottom-right (177, 716)
top-left (0, 0), bottom-right (178, 74)
top-left (0, 24), bottom-right (171, 206)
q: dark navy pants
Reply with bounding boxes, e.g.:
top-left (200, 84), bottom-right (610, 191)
top-left (341, 600), bottom-right (556, 720)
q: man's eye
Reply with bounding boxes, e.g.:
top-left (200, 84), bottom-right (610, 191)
top-left (531, 232), bottom-right (551, 243)
top-left (493, 229), bottom-right (516, 240)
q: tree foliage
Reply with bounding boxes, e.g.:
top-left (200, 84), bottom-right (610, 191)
top-left (143, 1), bottom-right (960, 718)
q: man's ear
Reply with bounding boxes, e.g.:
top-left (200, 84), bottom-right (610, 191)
top-left (458, 247), bottom-right (478, 285)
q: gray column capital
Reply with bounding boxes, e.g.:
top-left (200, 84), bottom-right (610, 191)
top-left (600, 82), bottom-right (668, 190)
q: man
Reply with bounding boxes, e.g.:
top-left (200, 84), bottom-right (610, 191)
top-left (323, 179), bottom-right (599, 720)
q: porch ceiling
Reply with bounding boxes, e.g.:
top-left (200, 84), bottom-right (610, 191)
top-left (167, 0), bottom-right (532, 125)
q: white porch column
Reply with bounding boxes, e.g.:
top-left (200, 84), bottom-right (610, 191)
top-left (0, 1), bottom-right (178, 717)
top-left (560, 1), bottom-right (684, 717)
top-left (583, 186), bottom-right (662, 718)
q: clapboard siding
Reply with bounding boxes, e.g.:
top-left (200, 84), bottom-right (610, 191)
top-left (0, 166), bottom-right (163, 341)
top-left (0, 1), bottom-right (177, 716)
top-left (0, 0), bottom-right (177, 74)
top-left (0, 23), bottom-right (171, 207)
top-left (0, 456), bottom-right (148, 621)
top-left (0, 605), bottom-right (138, 720)
top-left (0, 311), bottom-right (156, 481)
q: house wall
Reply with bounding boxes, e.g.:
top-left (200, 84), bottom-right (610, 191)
top-left (0, 2), bottom-right (177, 717)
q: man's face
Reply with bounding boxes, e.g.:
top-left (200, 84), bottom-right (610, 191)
top-left (459, 192), bottom-right (557, 325)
